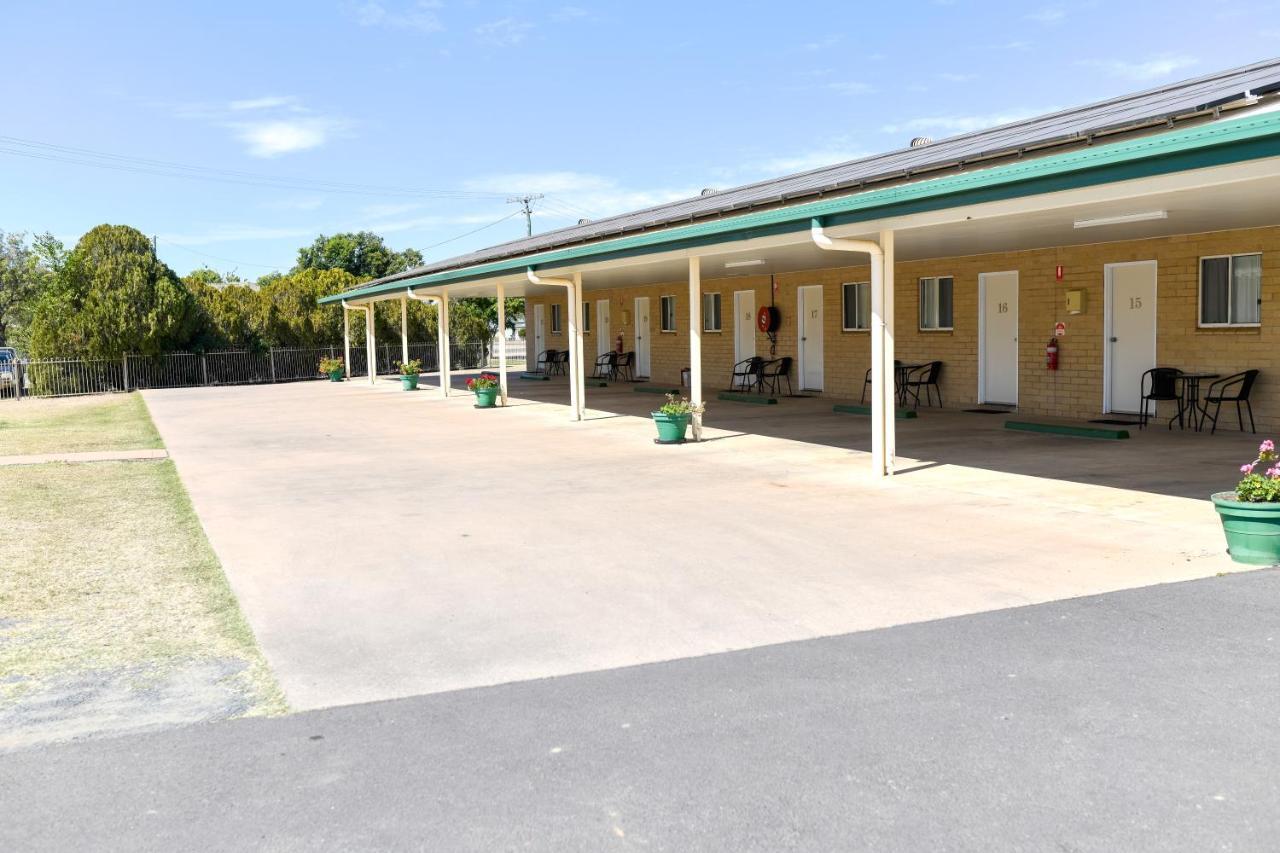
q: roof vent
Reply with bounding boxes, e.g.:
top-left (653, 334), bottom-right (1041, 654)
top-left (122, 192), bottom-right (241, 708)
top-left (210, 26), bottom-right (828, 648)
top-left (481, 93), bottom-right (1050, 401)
top-left (909, 136), bottom-right (933, 148)
top-left (700, 187), bottom-right (720, 196)
top-left (577, 218), bottom-right (592, 225)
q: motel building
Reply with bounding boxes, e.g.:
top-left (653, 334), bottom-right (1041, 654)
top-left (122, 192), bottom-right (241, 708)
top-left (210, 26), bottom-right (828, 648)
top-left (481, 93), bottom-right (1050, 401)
top-left (322, 59), bottom-right (1280, 477)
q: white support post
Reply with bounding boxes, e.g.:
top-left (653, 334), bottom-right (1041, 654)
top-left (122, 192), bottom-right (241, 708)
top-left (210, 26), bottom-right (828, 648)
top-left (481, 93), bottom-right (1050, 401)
top-left (497, 283), bottom-right (508, 406)
top-left (400, 295), bottom-right (409, 367)
top-left (688, 257), bottom-right (703, 440)
top-left (526, 268), bottom-right (581, 422)
top-left (880, 230), bottom-right (896, 466)
top-left (572, 272), bottom-right (586, 419)
top-left (365, 303), bottom-right (376, 385)
top-left (342, 307), bottom-right (352, 378)
top-left (439, 289), bottom-right (451, 397)
top-left (406, 289), bottom-right (447, 398)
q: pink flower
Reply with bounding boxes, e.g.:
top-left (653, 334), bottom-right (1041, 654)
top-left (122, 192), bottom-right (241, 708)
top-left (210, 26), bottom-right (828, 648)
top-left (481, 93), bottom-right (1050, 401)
top-left (1261, 439), bottom-right (1276, 453)
top-left (1241, 463), bottom-right (1256, 474)
top-left (1267, 467), bottom-right (1280, 479)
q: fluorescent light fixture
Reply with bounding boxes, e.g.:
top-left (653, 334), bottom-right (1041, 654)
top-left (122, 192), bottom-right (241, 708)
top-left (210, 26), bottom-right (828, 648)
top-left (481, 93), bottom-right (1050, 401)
top-left (724, 259), bottom-right (766, 268)
top-left (1073, 210), bottom-right (1167, 229)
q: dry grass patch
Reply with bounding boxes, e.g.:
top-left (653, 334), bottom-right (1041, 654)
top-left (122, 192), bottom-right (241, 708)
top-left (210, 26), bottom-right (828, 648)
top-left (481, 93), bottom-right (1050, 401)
top-left (0, 394), bottom-right (162, 455)
top-left (0, 459), bottom-right (286, 727)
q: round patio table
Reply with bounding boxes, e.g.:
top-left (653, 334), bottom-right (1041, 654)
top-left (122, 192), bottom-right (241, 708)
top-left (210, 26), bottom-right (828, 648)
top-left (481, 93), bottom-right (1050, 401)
top-left (1176, 372), bottom-right (1220, 431)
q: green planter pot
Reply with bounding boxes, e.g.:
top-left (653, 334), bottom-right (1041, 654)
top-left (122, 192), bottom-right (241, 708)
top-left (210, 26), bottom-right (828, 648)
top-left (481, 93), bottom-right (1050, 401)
top-left (474, 386), bottom-right (499, 408)
top-left (400, 374), bottom-right (419, 391)
top-left (327, 370), bottom-right (344, 382)
top-left (652, 411), bottom-right (691, 443)
top-left (1212, 492), bottom-right (1280, 566)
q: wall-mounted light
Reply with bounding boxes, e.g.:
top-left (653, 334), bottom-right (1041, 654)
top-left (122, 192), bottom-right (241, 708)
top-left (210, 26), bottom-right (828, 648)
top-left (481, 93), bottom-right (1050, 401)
top-left (724, 259), bottom-right (767, 268)
top-left (1073, 210), bottom-right (1167, 229)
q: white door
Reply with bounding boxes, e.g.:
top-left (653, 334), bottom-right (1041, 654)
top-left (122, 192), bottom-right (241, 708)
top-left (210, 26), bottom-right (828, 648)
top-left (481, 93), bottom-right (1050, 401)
top-left (733, 290), bottom-right (756, 364)
top-left (979, 271), bottom-right (1019, 406)
top-left (797, 285), bottom-right (824, 391)
top-left (634, 296), bottom-right (651, 378)
top-left (1106, 260), bottom-right (1157, 414)
top-left (533, 304), bottom-right (546, 364)
top-left (596, 300), bottom-right (611, 359)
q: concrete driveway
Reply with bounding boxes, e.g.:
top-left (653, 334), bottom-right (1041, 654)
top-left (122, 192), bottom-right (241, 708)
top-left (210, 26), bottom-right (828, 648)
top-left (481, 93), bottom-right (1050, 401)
top-left (143, 379), bottom-right (1239, 711)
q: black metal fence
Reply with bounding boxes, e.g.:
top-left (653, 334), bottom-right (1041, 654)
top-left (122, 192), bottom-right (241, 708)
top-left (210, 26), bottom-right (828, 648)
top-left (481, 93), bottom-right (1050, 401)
top-left (1, 339), bottom-right (526, 400)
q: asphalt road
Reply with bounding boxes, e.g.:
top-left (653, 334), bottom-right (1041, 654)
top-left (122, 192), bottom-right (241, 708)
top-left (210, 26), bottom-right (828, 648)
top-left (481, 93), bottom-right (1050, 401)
top-left (3, 570), bottom-right (1278, 852)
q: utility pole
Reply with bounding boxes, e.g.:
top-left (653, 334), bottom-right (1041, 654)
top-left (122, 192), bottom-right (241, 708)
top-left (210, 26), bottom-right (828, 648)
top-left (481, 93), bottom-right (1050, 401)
top-left (507, 194), bottom-right (544, 237)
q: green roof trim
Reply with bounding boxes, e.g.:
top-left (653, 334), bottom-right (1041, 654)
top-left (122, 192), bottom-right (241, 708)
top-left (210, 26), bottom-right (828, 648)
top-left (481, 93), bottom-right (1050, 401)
top-left (321, 112), bottom-right (1280, 304)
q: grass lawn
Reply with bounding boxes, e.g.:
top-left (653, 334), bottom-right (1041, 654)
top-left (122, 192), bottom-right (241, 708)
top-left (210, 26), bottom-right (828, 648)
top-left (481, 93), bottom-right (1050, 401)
top-left (0, 393), bottom-right (162, 455)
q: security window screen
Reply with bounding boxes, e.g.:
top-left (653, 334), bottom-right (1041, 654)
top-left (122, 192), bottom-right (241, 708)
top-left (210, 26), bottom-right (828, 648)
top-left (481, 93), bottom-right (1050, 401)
top-left (551, 304), bottom-right (562, 334)
top-left (660, 295), bottom-right (676, 332)
top-left (703, 293), bottom-right (722, 332)
top-left (842, 282), bottom-right (870, 330)
top-left (919, 277), bottom-right (954, 330)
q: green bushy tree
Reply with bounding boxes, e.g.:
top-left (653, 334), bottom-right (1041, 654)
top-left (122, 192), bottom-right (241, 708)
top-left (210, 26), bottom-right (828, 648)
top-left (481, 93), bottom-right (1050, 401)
top-left (295, 232), bottom-right (423, 281)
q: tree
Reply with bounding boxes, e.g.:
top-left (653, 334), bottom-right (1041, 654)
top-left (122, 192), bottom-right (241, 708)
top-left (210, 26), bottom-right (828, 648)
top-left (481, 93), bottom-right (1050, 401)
top-left (188, 281), bottom-right (262, 351)
top-left (256, 268), bottom-right (358, 347)
top-left (27, 225), bottom-right (197, 358)
top-left (0, 231), bottom-right (63, 351)
top-left (295, 232), bottom-right (423, 281)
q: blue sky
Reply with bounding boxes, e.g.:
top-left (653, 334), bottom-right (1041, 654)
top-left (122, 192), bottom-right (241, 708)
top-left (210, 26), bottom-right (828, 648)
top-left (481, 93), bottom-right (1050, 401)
top-left (3, 1), bottom-right (1278, 277)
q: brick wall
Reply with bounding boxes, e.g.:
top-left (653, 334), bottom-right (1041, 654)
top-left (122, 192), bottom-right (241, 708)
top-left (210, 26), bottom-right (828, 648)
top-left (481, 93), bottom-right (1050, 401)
top-left (524, 224), bottom-right (1278, 430)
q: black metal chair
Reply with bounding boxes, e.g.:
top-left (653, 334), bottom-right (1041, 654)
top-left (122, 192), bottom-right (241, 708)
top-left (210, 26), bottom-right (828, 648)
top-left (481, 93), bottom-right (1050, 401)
top-left (535, 349), bottom-right (557, 374)
top-left (729, 357), bottom-right (764, 392)
top-left (861, 360), bottom-right (905, 405)
top-left (1139, 367), bottom-right (1184, 430)
top-left (592, 351), bottom-right (617, 380)
top-left (902, 361), bottom-right (943, 410)
top-left (1202, 369), bottom-right (1259, 434)
top-left (552, 350), bottom-right (572, 376)
top-left (760, 357), bottom-right (793, 396)
top-left (614, 351), bottom-right (635, 381)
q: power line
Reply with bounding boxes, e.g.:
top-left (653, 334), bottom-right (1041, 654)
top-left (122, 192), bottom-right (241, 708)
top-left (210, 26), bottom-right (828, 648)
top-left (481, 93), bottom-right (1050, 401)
top-left (0, 135), bottom-right (516, 201)
top-left (506, 194), bottom-right (545, 236)
top-left (158, 239), bottom-right (285, 272)
top-left (418, 210), bottom-right (522, 251)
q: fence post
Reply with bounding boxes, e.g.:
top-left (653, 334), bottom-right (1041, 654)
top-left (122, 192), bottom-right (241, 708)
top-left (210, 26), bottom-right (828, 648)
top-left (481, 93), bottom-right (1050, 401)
top-left (269, 348), bottom-right (277, 383)
top-left (122, 354), bottom-right (130, 391)
top-left (201, 354), bottom-right (209, 386)
top-left (13, 361), bottom-right (21, 401)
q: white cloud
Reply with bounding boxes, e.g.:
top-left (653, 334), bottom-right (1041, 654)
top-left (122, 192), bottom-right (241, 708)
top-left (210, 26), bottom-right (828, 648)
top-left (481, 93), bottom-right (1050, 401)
top-left (347, 0), bottom-right (444, 33)
top-left (937, 72), bottom-right (977, 83)
top-left (881, 110), bottom-right (1044, 136)
top-left (828, 81), bottom-right (874, 95)
top-left (801, 34), bottom-right (843, 52)
top-left (232, 118), bottom-right (342, 158)
top-left (475, 17), bottom-right (533, 46)
top-left (1080, 55), bottom-right (1198, 81)
top-left (229, 95), bottom-right (300, 111)
top-left (464, 170), bottom-right (694, 220)
top-left (1025, 6), bottom-right (1066, 23)
top-left (551, 6), bottom-right (589, 21)
top-left (261, 196), bottom-right (326, 212)
top-left (465, 171), bottom-right (613, 194)
top-left (160, 225), bottom-right (318, 246)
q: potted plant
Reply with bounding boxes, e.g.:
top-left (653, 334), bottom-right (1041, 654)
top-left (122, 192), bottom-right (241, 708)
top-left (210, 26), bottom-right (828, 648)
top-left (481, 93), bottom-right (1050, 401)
top-left (397, 359), bottom-right (422, 391)
top-left (319, 357), bottom-right (344, 382)
top-left (466, 372), bottom-right (501, 408)
top-left (1212, 439), bottom-right (1280, 566)
top-left (652, 393), bottom-right (705, 444)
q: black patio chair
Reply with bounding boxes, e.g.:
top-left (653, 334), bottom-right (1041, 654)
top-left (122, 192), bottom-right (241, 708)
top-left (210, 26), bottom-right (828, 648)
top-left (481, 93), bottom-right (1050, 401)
top-left (729, 356), bottom-right (764, 392)
top-left (1139, 367), bottom-right (1184, 430)
top-left (760, 356), bottom-right (793, 397)
top-left (861, 360), bottom-right (905, 405)
top-left (552, 350), bottom-right (571, 376)
top-left (1202, 369), bottom-right (1259, 434)
top-left (614, 351), bottom-right (635, 381)
top-left (902, 361), bottom-right (943, 410)
top-left (592, 351), bottom-right (617, 380)
top-left (535, 349), bottom-right (557, 374)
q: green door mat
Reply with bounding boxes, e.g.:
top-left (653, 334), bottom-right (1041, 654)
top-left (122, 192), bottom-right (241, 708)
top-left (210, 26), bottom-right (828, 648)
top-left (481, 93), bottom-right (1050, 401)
top-left (518, 372), bottom-right (550, 381)
top-left (717, 392), bottom-right (777, 405)
top-left (833, 404), bottom-right (918, 419)
top-left (633, 385), bottom-right (680, 394)
top-left (1005, 420), bottom-right (1130, 440)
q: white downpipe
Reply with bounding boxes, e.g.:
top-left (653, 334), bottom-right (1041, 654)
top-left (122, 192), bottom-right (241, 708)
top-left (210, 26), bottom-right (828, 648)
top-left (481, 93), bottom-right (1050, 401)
top-left (688, 257), bottom-right (703, 440)
top-left (406, 289), bottom-right (448, 398)
top-left (439, 289), bottom-right (451, 396)
top-left (811, 221), bottom-right (894, 478)
top-left (496, 283), bottom-right (508, 406)
top-left (400, 295), bottom-right (409, 366)
top-left (572, 272), bottom-right (586, 413)
top-left (342, 301), bottom-right (373, 385)
top-left (526, 268), bottom-right (583, 421)
top-left (342, 305), bottom-right (352, 379)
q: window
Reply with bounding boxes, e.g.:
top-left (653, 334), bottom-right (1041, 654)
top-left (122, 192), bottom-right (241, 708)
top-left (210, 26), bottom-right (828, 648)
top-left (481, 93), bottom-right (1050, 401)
top-left (703, 293), bottom-right (722, 332)
top-left (551, 303), bottom-right (563, 334)
top-left (660, 295), bottom-right (677, 332)
top-left (842, 282), bottom-right (871, 331)
top-left (918, 276), bottom-right (954, 330)
top-left (1200, 254), bottom-right (1261, 326)
top-left (582, 301), bottom-right (591, 334)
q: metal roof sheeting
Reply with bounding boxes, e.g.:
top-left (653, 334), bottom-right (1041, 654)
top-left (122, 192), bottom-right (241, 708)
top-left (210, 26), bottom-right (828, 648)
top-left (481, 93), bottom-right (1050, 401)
top-left (356, 57), bottom-right (1280, 289)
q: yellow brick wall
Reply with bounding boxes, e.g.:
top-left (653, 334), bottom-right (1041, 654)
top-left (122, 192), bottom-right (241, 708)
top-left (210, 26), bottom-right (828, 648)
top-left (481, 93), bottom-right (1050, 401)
top-left (525, 225), bottom-right (1278, 429)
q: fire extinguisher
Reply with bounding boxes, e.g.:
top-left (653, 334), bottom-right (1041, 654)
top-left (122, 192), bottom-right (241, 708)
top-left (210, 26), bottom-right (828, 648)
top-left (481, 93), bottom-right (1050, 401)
top-left (1046, 339), bottom-right (1059, 371)
top-left (615, 332), bottom-right (624, 354)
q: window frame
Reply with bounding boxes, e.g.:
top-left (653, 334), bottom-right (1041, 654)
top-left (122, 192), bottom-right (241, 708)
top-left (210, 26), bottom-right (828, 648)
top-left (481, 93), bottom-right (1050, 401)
top-left (918, 275), bottom-right (955, 331)
top-left (841, 281), bottom-right (871, 332)
top-left (582, 300), bottom-right (591, 334)
top-left (702, 292), bottom-right (722, 332)
top-left (1198, 253), bottom-right (1262, 328)
top-left (660, 294), bottom-right (677, 333)
top-left (550, 303), bottom-right (563, 335)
